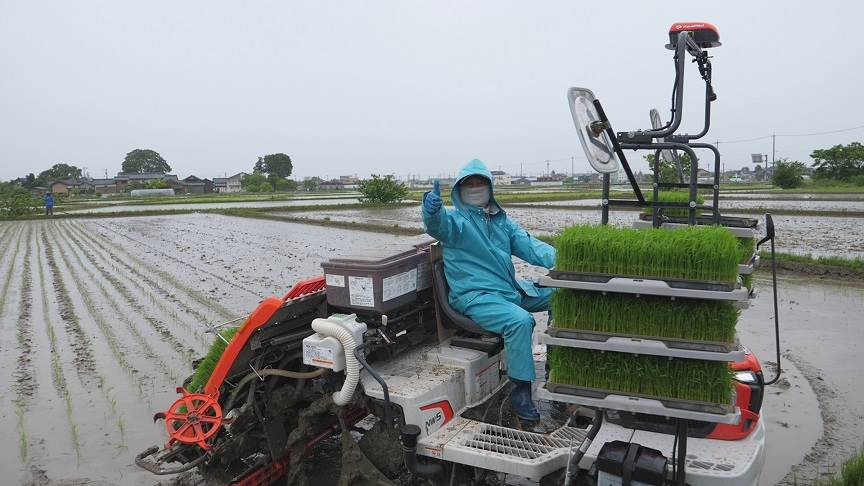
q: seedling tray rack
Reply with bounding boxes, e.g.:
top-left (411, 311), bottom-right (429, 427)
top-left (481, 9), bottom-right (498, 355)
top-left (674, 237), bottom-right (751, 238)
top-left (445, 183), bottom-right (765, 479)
top-left (633, 217), bottom-right (758, 239)
top-left (539, 271), bottom-right (749, 302)
top-left (541, 329), bottom-right (744, 361)
top-left (537, 383), bottom-right (741, 424)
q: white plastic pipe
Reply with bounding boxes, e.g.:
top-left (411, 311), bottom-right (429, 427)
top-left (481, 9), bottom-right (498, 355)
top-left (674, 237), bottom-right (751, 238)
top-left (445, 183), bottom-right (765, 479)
top-left (311, 318), bottom-right (361, 406)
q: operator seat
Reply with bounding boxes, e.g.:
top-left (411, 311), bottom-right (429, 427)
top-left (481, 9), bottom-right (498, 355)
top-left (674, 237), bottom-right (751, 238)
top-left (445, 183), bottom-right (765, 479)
top-left (431, 259), bottom-right (504, 356)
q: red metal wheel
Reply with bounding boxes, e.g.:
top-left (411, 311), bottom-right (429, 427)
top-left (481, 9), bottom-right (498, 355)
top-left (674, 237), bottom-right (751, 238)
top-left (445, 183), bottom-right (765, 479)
top-left (162, 387), bottom-right (223, 451)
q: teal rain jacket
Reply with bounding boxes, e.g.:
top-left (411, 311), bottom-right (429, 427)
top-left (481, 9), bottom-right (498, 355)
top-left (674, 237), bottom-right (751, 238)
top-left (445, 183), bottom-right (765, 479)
top-left (422, 159), bottom-right (556, 313)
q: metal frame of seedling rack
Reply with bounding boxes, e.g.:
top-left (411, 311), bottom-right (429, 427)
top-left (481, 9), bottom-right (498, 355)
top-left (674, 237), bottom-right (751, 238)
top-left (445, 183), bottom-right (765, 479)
top-left (548, 27), bottom-right (781, 486)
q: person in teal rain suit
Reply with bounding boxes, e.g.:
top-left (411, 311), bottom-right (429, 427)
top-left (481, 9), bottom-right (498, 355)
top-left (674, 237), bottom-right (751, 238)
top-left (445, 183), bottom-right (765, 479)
top-left (422, 159), bottom-right (555, 422)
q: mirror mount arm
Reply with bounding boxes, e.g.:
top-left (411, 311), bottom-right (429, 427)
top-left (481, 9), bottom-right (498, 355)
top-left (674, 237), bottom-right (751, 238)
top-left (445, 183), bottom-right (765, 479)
top-left (593, 99), bottom-right (645, 205)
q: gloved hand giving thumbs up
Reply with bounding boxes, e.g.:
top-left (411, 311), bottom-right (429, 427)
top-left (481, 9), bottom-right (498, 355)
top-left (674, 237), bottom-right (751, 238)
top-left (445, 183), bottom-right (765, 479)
top-left (423, 180), bottom-right (443, 214)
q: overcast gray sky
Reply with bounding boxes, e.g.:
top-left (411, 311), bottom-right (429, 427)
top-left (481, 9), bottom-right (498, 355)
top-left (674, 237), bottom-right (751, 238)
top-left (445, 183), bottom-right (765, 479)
top-left (2, 1), bottom-right (862, 181)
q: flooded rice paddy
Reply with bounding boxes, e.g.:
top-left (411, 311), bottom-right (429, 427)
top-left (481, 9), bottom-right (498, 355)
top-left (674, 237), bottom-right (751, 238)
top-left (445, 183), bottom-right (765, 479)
top-left (61, 197), bottom-right (361, 214)
top-left (0, 207), bottom-right (861, 485)
top-left (284, 204), bottom-right (864, 259)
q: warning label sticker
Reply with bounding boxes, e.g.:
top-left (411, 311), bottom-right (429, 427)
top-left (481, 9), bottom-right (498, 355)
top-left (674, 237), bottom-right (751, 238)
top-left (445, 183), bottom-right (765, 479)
top-left (303, 343), bottom-right (335, 368)
top-left (348, 276), bottom-right (374, 307)
top-left (383, 268), bottom-right (417, 301)
top-left (325, 274), bottom-right (345, 287)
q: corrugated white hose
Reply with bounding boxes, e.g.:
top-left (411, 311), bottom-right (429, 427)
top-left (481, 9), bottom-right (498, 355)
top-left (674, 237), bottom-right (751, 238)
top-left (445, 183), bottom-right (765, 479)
top-left (311, 319), bottom-right (360, 406)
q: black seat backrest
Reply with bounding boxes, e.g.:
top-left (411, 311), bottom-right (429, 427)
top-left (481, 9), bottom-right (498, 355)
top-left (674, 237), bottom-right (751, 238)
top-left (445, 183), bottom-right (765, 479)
top-left (431, 260), bottom-right (496, 337)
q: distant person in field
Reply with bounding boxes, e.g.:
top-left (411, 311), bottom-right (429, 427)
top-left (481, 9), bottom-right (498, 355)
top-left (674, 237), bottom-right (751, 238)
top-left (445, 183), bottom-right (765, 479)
top-left (44, 192), bottom-right (54, 216)
top-left (422, 159), bottom-right (555, 423)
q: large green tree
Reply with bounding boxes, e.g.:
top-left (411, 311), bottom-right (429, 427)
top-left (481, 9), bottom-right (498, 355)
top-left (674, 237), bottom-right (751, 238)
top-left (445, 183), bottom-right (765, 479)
top-left (810, 142), bottom-right (864, 180)
top-left (253, 153), bottom-right (293, 179)
top-left (38, 163), bottom-right (82, 183)
top-left (122, 149), bottom-right (171, 174)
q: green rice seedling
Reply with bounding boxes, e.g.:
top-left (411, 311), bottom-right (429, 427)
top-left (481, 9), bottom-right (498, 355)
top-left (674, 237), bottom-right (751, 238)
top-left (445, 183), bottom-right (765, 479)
top-left (642, 191), bottom-right (705, 217)
top-left (555, 225), bottom-right (740, 283)
top-left (187, 327), bottom-right (241, 393)
top-left (547, 347), bottom-right (734, 405)
top-left (551, 290), bottom-right (739, 344)
top-left (738, 237), bottom-right (756, 264)
top-left (741, 274), bottom-right (754, 292)
top-left (812, 449), bottom-right (864, 486)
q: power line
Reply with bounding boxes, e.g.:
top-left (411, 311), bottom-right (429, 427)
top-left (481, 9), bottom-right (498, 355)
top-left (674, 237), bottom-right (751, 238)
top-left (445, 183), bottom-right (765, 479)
top-left (775, 124), bottom-right (864, 138)
top-left (718, 123), bottom-right (864, 144)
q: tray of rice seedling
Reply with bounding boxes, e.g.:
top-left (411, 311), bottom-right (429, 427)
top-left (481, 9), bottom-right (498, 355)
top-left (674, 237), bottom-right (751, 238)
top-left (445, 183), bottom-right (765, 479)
top-left (634, 216), bottom-right (759, 239)
top-left (542, 347), bottom-right (740, 424)
top-left (537, 384), bottom-right (740, 424)
top-left (540, 331), bottom-right (745, 362)
top-left (550, 289), bottom-right (741, 353)
top-left (544, 224), bottom-right (749, 301)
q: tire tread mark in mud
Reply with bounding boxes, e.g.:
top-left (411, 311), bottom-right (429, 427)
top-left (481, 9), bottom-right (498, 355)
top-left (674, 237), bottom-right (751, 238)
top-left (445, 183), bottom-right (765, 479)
top-left (40, 225), bottom-right (99, 382)
top-left (34, 226), bottom-right (82, 460)
top-left (59, 222), bottom-right (184, 382)
top-left (65, 221), bottom-right (211, 351)
top-left (72, 221), bottom-right (229, 340)
top-left (93, 219), bottom-right (257, 312)
top-left (12, 226), bottom-right (34, 462)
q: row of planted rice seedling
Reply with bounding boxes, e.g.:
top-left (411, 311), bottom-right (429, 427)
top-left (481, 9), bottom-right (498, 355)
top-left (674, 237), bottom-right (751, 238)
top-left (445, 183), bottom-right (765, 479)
top-left (548, 224), bottom-right (742, 406)
top-left (548, 347), bottom-right (734, 405)
top-left (555, 224), bottom-right (740, 283)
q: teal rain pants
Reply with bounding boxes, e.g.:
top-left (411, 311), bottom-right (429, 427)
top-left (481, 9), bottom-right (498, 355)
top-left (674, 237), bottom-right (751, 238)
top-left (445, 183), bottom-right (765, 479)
top-left (460, 283), bottom-right (554, 382)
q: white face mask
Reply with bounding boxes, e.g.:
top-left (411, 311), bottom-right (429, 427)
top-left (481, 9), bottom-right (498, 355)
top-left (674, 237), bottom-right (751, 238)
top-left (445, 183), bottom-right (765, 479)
top-left (461, 185), bottom-right (490, 207)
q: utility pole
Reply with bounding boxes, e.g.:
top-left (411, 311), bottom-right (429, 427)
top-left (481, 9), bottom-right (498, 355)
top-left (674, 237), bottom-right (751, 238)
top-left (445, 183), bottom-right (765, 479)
top-left (771, 134), bottom-right (776, 173)
top-left (520, 163), bottom-right (523, 177)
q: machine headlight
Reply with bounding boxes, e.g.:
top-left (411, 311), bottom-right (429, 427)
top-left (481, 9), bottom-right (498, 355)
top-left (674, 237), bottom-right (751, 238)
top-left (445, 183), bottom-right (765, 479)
top-left (734, 371), bottom-right (759, 384)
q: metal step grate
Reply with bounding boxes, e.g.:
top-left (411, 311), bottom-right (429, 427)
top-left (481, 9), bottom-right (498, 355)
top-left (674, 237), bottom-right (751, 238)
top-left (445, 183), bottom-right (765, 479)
top-left (458, 424), bottom-right (586, 461)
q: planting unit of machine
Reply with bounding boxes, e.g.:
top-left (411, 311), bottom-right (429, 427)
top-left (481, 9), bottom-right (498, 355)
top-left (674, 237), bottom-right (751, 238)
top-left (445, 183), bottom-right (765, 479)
top-left (136, 22), bottom-right (782, 486)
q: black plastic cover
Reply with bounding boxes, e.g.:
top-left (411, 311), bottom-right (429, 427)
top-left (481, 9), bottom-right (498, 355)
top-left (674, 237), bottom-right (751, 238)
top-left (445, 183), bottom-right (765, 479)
top-left (597, 441), bottom-right (668, 484)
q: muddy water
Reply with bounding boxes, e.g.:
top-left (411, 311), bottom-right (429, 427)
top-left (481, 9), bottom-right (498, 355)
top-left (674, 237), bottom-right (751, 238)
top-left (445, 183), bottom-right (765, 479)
top-left (286, 205), bottom-right (864, 258)
top-left (2, 215), bottom-right (861, 485)
top-left (61, 197), bottom-right (361, 214)
top-left (739, 275), bottom-right (864, 484)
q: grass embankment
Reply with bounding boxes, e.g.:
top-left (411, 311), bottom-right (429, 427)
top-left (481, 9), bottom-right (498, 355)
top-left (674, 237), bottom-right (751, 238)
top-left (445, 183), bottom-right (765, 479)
top-left (407, 190), bottom-right (613, 204)
top-left (764, 251), bottom-right (864, 271)
top-left (555, 225), bottom-right (740, 283)
top-left (548, 347), bottom-right (733, 404)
